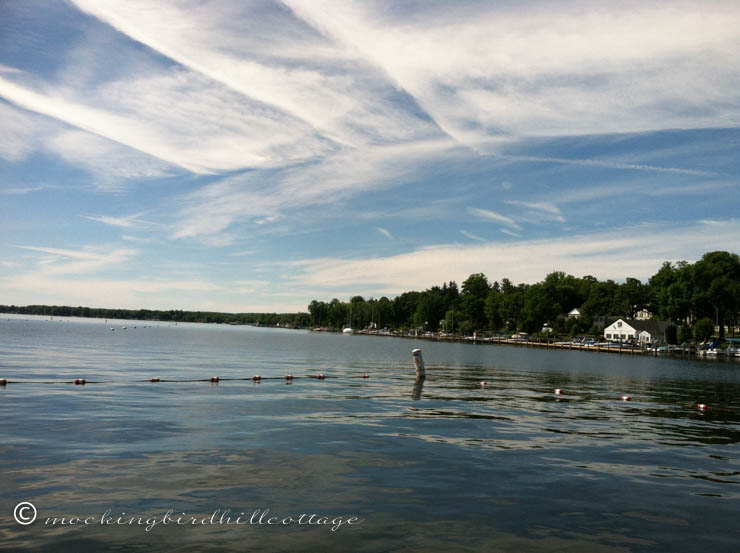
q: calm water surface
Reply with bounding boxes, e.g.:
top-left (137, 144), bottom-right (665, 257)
top-left (1, 315), bottom-right (739, 552)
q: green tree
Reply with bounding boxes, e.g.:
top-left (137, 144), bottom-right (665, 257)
top-left (615, 277), bottom-right (650, 318)
top-left (679, 323), bottom-right (692, 343)
top-left (692, 251), bottom-right (740, 340)
top-left (694, 317), bottom-right (715, 342)
top-left (461, 273), bottom-right (490, 330)
top-left (484, 289), bottom-right (504, 331)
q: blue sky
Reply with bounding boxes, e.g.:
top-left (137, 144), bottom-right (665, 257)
top-left (1, 0), bottom-right (739, 312)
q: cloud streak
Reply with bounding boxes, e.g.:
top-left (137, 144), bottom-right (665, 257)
top-left (14, 245), bottom-right (138, 275)
top-left (278, 220), bottom-right (740, 295)
top-left (286, 0), bottom-right (740, 149)
top-left (469, 208), bottom-right (521, 230)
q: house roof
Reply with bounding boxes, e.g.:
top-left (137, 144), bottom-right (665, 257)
top-left (616, 319), bottom-right (674, 335)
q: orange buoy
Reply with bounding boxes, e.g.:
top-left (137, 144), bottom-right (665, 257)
top-left (697, 403), bottom-right (708, 411)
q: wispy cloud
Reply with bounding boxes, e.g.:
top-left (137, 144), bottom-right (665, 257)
top-left (121, 235), bottom-right (152, 243)
top-left (286, 0), bottom-right (740, 149)
top-left (14, 245), bottom-right (138, 275)
top-left (83, 213), bottom-right (158, 229)
top-left (0, 70), bottom-right (329, 175)
top-left (469, 207), bottom-right (521, 230)
top-left (277, 219), bottom-right (740, 294)
top-left (70, 0), bottom-right (443, 149)
top-left (460, 230), bottom-right (486, 242)
top-left (498, 154), bottom-right (719, 177)
top-left (172, 139), bottom-right (458, 244)
top-left (230, 250), bottom-right (256, 257)
top-left (0, 101), bottom-right (40, 162)
top-left (0, 185), bottom-right (48, 195)
top-left (49, 130), bottom-right (178, 191)
top-left (376, 227), bottom-right (393, 239)
top-left (505, 200), bottom-right (565, 223)
top-left (0, 1), bottom-right (738, 313)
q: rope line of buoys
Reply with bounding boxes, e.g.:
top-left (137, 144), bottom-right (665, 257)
top-left (0, 374), bottom-right (371, 385)
top-left (0, 350), bottom-right (714, 412)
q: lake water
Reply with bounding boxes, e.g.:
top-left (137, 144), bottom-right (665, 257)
top-left (1, 315), bottom-right (739, 552)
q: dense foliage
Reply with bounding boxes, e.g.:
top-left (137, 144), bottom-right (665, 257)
top-left (3, 251), bottom-right (737, 338)
top-left (0, 304), bottom-right (309, 327)
top-left (307, 251), bottom-right (739, 337)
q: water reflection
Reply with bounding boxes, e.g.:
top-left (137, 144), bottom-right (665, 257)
top-left (1, 318), bottom-right (740, 552)
top-left (411, 376), bottom-right (425, 400)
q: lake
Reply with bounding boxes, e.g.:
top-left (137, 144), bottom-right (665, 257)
top-left (1, 315), bottom-right (739, 552)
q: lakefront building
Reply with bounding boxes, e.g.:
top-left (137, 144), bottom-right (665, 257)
top-left (603, 319), bottom-right (676, 345)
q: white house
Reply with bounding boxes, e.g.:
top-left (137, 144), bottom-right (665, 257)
top-left (603, 318), bottom-right (675, 345)
top-left (635, 309), bottom-right (652, 320)
top-left (568, 308), bottom-right (582, 319)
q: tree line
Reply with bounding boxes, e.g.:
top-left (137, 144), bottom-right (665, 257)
top-left (2, 251), bottom-right (737, 340)
top-left (0, 304), bottom-right (310, 328)
top-left (306, 251), bottom-right (740, 340)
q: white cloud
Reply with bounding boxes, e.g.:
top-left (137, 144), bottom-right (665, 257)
top-left (14, 245), bottom-right (138, 275)
top-left (70, 0), bottom-right (442, 149)
top-left (49, 130), bottom-right (177, 191)
top-left (505, 200), bottom-right (565, 224)
top-left (0, 70), bottom-right (329, 175)
top-left (460, 230), bottom-right (487, 242)
top-left (277, 220), bottom-right (740, 295)
top-left (376, 227), bottom-right (393, 239)
top-left (83, 213), bottom-right (157, 229)
top-left (121, 235), bottom-right (152, 243)
top-left (469, 207), bottom-right (521, 230)
top-left (498, 154), bottom-right (718, 177)
top-left (286, 0), bottom-right (740, 148)
top-left (0, 185), bottom-right (47, 195)
top-left (0, 101), bottom-right (39, 161)
top-left (172, 139), bottom-right (458, 243)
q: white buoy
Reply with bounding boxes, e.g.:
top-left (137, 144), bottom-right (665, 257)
top-left (554, 388), bottom-right (563, 395)
top-left (412, 349), bottom-right (425, 377)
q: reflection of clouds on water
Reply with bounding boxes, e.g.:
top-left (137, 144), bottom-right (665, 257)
top-left (2, 320), bottom-right (740, 552)
top-left (1, 446), bottom-right (669, 552)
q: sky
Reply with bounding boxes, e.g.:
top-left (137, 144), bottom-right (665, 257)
top-left (1, 0), bottom-right (739, 313)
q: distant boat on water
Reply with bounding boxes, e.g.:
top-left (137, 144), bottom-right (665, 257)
top-left (343, 305), bottom-right (354, 334)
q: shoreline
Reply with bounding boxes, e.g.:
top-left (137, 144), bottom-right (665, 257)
top-left (351, 329), bottom-right (709, 359)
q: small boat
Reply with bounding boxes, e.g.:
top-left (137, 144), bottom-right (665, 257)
top-left (343, 305), bottom-right (354, 334)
